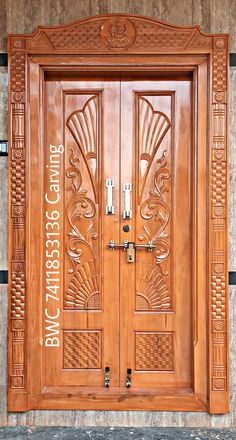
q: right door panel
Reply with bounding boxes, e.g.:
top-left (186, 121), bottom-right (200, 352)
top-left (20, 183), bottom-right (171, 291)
top-left (120, 79), bottom-right (192, 390)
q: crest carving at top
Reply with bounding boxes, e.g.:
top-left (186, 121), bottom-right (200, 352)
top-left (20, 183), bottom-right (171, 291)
top-left (21, 15), bottom-right (214, 52)
top-left (100, 18), bottom-right (136, 48)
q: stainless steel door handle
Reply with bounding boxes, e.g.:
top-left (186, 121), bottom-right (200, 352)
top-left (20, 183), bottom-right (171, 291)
top-left (123, 183), bottom-right (132, 219)
top-left (106, 178), bottom-right (115, 214)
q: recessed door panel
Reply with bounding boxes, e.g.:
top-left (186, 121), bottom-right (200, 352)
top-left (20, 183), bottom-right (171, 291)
top-left (119, 80), bottom-right (192, 389)
top-left (43, 78), bottom-right (192, 390)
top-left (43, 80), bottom-right (120, 388)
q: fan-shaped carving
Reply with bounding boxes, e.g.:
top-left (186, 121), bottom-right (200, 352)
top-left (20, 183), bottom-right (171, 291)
top-left (66, 95), bottom-right (98, 199)
top-left (138, 96), bottom-right (171, 199)
top-left (65, 259), bottom-right (100, 309)
top-left (136, 260), bottom-right (170, 310)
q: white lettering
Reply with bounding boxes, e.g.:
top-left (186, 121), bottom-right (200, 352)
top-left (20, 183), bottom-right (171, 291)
top-left (44, 145), bottom-right (64, 347)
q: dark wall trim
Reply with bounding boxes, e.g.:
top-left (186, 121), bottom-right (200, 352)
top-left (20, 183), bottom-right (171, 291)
top-left (229, 272), bottom-right (236, 285)
top-left (1, 52), bottom-right (236, 67)
top-left (0, 53), bottom-right (7, 66)
top-left (0, 271), bottom-right (8, 284)
top-left (230, 53), bottom-right (236, 66)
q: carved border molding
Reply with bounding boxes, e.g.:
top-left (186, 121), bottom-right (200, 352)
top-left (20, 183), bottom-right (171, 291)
top-left (8, 14), bottom-right (229, 413)
top-left (9, 38), bottom-right (26, 393)
top-left (210, 37), bottom-right (228, 399)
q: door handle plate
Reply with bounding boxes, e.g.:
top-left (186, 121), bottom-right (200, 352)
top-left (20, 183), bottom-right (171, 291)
top-left (123, 183), bottom-right (132, 219)
top-left (106, 179), bottom-right (115, 215)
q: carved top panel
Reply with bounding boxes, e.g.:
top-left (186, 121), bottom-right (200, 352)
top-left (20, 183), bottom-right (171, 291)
top-left (8, 14), bottom-right (222, 54)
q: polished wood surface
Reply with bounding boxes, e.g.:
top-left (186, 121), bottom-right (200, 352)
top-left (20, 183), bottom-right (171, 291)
top-left (8, 14), bottom-right (229, 413)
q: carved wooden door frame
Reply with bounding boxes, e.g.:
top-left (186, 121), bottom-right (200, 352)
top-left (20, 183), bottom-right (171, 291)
top-left (8, 13), bottom-right (229, 413)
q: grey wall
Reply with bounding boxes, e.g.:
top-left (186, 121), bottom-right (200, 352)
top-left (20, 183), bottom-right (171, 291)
top-left (0, 0), bottom-right (236, 427)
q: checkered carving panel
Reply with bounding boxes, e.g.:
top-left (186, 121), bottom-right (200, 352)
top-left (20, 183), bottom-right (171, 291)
top-left (212, 161), bottom-right (226, 207)
top-left (135, 332), bottom-right (174, 371)
top-left (63, 331), bottom-right (101, 369)
top-left (212, 275), bottom-right (226, 319)
top-left (11, 160), bottom-right (25, 205)
top-left (11, 273), bottom-right (25, 318)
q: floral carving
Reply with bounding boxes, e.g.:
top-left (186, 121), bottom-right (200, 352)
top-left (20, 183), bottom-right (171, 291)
top-left (65, 147), bottom-right (100, 309)
top-left (66, 148), bottom-right (97, 274)
top-left (139, 150), bottom-right (170, 275)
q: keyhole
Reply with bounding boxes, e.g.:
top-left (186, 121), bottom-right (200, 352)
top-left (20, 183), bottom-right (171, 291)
top-left (123, 224), bottom-right (131, 233)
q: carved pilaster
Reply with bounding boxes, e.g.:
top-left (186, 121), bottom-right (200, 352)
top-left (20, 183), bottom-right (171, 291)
top-left (9, 38), bottom-right (26, 391)
top-left (210, 37), bottom-right (228, 404)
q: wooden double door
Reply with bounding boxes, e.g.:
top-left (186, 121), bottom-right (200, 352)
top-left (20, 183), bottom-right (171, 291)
top-left (42, 75), bottom-right (193, 395)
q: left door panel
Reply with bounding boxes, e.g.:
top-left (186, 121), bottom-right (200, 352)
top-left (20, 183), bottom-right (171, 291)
top-left (29, 77), bottom-right (120, 401)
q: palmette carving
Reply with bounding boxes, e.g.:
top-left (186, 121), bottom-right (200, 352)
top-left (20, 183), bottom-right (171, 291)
top-left (66, 95), bottom-right (98, 200)
top-left (136, 260), bottom-right (170, 310)
top-left (65, 97), bottom-right (101, 309)
top-left (138, 97), bottom-right (171, 200)
top-left (137, 94), bottom-right (171, 311)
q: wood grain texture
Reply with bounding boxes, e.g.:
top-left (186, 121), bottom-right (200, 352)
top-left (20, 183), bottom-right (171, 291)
top-left (7, 13), bottom-right (229, 414)
top-left (0, 0), bottom-right (234, 426)
top-left (0, 156), bottom-right (8, 270)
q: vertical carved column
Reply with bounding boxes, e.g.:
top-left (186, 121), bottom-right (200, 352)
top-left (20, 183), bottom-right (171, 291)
top-left (9, 39), bottom-right (26, 391)
top-left (210, 37), bottom-right (228, 407)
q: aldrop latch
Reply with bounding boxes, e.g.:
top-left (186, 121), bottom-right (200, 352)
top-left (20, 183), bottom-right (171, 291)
top-left (107, 240), bottom-right (155, 263)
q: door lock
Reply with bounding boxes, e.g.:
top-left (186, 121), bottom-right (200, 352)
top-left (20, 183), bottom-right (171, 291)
top-left (127, 242), bottom-right (135, 263)
top-left (107, 240), bottom-right (155, 263)
top-left (123, 224), bottom-right (131, 233)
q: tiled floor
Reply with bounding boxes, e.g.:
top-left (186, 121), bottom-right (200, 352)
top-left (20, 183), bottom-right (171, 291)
top-left (0, 427), bottom-right (236, 440)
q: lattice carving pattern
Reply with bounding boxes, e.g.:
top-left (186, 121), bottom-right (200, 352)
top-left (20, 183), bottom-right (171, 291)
top-left (210, 37), bottom-right (228, 392)
top-left (9, 40), bottom-right (26, 390)
top-left (47, 22), bottom-right (104, 49)
top-left (43, 19), bottom-right (214, 51)
top-left (133, 23), bottom-right (192, 48)
top-left (63, 331), bottom-right (101, 369)
top-left (135, 333), bottom-right (174, 371)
